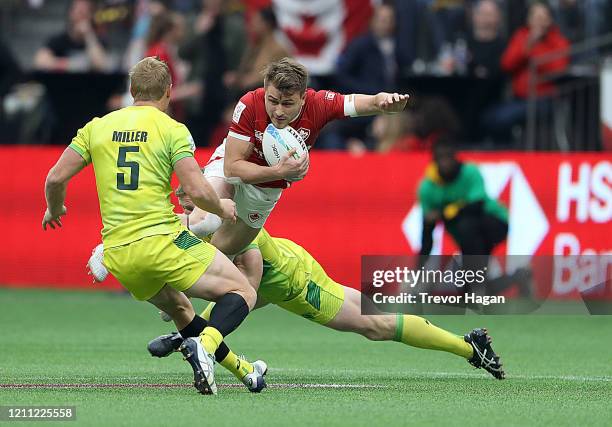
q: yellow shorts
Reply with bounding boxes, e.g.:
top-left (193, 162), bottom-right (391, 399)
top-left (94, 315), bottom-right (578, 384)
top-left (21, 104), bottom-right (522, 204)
top-left (104, 229), bottom-right (216, 301)
top-left (273, 259), bottom-right (345, 325)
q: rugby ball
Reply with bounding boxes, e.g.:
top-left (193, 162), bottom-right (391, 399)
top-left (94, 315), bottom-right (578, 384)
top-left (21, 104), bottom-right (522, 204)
top-left (262, 123), bottom-right (308, 167)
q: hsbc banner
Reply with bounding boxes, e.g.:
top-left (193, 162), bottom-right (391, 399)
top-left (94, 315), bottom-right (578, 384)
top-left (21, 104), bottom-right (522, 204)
top-left (0, 147), bottom-right (610, 300)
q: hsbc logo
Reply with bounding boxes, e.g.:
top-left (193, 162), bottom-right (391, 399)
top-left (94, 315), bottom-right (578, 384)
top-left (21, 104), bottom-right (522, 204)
top-left (402, 163), bottom-right (550, 258)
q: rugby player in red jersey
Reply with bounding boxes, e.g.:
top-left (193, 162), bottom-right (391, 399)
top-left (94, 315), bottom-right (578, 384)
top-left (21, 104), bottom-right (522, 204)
top-left (188, 57), bottom-right (409, 256)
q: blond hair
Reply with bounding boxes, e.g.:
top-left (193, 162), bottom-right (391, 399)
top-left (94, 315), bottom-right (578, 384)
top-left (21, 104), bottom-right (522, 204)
top-left (129, 57), bottom-right (172, 101)
top-left (262, 57), bottom-right (308, 95)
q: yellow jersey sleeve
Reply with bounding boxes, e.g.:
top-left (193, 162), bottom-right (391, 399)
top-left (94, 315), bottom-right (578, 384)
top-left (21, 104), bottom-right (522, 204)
top-left (168, 124), bottom-right (195, 167)
top-left (68, 118), bottom-right (96, 164)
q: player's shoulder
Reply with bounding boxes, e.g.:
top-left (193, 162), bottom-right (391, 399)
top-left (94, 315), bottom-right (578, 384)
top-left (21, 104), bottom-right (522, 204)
top-left (461, 162), bottom-right (482, 177)
top-left (239, 87), bottom-right (264, 106)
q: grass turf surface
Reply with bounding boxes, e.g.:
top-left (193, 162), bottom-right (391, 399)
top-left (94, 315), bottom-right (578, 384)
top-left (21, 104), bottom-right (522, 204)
top-left (1, 288), bottom-right (611, 426)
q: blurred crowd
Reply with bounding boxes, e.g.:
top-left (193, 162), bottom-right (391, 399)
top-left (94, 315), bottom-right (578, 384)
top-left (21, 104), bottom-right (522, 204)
top-left (1, 0), bottom-right (611, 150)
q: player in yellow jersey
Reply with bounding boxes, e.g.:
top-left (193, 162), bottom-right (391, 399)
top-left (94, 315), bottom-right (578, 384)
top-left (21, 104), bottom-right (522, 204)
top-left (42, 57), bottom-right (260, 395)
top-left (90, 212), bottom-right (505, 383)
top-left (89, 194), bottom-right (505, 391)
top-left (194, 228), bottom-right (505, 381)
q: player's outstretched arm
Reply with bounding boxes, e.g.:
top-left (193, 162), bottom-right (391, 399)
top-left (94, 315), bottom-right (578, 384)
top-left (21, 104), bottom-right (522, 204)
top-left (224, 136), bottom-right (307, 184)
top-left (353, 92), bottom-right (409, 116)
top-left (174, 156), bottom-right (236, 223)
top-left (43, 147), bottom-right (87, 230)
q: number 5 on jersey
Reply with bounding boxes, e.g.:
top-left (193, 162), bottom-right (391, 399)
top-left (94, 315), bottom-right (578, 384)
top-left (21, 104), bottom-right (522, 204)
top-left (117, 146), bottom-right (139, 190)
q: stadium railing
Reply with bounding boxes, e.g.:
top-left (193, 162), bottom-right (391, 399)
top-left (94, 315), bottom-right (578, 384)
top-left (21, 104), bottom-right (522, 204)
top-left (526, 32), bottom-right (612, 151)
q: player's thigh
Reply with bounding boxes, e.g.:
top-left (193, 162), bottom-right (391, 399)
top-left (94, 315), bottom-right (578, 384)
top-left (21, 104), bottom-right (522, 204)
top-left (210, 218), bottom-right (260, 255)
top-left (275, 268), bottom-right (345, 326)
top-left (183, 249), bottom-right (253, 303)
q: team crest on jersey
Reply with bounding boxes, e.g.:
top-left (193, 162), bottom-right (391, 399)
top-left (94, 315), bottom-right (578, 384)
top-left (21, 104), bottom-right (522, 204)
top-left (232, 101), bottom-right (246, 124)
top-left (297, 127), bottom-right (311, 142)
top-left (325, 91), bottom-right (336, 101)
top-left (248, 212), bottom-right (261, 223)
top-left (254, 130), bottom-right (263, 141)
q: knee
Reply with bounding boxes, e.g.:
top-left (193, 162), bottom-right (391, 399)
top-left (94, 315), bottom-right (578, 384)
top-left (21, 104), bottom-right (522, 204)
top-left (236, 282), bottom-right (257, 310)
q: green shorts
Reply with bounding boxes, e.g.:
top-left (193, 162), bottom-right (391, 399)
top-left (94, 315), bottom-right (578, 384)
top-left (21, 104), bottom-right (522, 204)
top-left (104, 229), bottom-right (216, 301)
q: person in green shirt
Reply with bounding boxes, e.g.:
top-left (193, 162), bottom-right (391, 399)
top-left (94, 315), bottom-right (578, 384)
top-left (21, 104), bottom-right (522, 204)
top-left (418, 136), bottom-right (531, 298)
top-left (418, 136), bottom-right (508, 257)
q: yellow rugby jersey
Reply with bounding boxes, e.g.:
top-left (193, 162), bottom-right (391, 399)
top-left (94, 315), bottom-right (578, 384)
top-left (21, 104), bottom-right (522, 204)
top-left (250, 229), bottom-right (314, 302)
top-left (69, 105), bottom-right (195, 248)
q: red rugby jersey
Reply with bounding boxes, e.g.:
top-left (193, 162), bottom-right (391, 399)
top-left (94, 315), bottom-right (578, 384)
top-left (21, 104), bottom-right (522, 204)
top-left (227, 87), bottom-right (350, 188)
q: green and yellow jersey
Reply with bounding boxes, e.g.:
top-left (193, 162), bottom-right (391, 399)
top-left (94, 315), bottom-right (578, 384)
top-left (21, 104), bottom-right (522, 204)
top-left (242, 229), bottom-right (345, 324)
top-left (69, 105), bottom-right (195, 248)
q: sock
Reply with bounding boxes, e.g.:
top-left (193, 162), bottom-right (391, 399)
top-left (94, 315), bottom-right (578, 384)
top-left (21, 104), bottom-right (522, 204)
top-left (217, 349), bottom-right (254, 380)
top-left (178, 314), bottom-right (207, 338)
top-left (179, 314), bottom-right (236, 363)
top-left (200, 326), bottom-right (223, 355)
top-left (208, 293), bottom-right (249, 336)
top-left (200, 303), bottom-right (215, 321)
top-left (394, 314), bottom-right (473, 359)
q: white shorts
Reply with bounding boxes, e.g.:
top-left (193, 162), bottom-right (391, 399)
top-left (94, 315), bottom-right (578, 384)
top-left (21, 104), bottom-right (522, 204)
top-left (203, 141), bottom-right (283, 229)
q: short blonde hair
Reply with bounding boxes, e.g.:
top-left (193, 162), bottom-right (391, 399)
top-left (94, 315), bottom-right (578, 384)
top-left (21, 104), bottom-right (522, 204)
top-left (262, 57), bottom-right (308, 95)
top-left (129, 57), bottom-right (172, 101)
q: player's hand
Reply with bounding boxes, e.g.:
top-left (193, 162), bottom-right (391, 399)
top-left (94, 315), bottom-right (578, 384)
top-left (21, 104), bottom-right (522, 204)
top-left (42, 205), bottom-right (67, 230)
top-left (377, 92), bottom-right (409, 114)
top-left (218, 198), bottom-right (237, 223)
top-left (276, 148), bottom-right (309, 182)
top-left (178, 193), bottom-right (195, 215)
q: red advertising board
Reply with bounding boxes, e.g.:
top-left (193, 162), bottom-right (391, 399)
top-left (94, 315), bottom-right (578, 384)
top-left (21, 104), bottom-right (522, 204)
top-left (0, 146), bottom-right (609, 297)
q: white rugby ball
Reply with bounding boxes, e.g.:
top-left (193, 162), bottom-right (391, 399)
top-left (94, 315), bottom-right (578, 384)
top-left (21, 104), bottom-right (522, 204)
top-left (262, 123), bottom-right (308, 167)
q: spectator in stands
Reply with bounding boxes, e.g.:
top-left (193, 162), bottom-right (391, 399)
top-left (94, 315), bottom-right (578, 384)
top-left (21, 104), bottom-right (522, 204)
top-left (467, 0), bottom-right (505, 79)
top-left (336, 2), bottom-right (398, 94)
top-left (34, 0), bottom-right (110, 72)
top-left (482, 1), bottom-right (569, 142)
top-left (144, 12), bottom-right (185, 87)
top-left (466, 0), bottom-right (506, 141)
top-left (224, 7), bottom-right (289, 96)
top-left (123, 0), bottom-right (171, 70)
top-left (178, 0), bottom-right (246, 146)
top-left (319, 2), bottom-right (398, 150)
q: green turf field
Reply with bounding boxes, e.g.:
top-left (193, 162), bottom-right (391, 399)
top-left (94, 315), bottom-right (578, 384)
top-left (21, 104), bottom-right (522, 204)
top-left (1, 288), bottom-right (611, 426)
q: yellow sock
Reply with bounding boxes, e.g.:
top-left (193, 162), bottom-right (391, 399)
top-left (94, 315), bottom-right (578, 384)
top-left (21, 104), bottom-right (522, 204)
top-left (394, 314), bottom-right (473, 359)
top-left (200, 303), bottom-right (215, 321)
top-left (218, 351), bottom-right (254, 380)
top-left (199, 326), bottom-right (223, 355)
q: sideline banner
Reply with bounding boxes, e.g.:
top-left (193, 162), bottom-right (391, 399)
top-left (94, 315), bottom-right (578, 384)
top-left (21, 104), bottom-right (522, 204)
top-left (0, 146), bottom-right (609, 297)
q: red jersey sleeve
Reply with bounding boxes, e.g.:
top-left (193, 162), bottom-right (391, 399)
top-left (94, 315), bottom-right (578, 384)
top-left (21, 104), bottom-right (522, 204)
top-left (312, 90), bottom-right (347, 125)
top-left (228, 91), bottom-right (256, 143)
